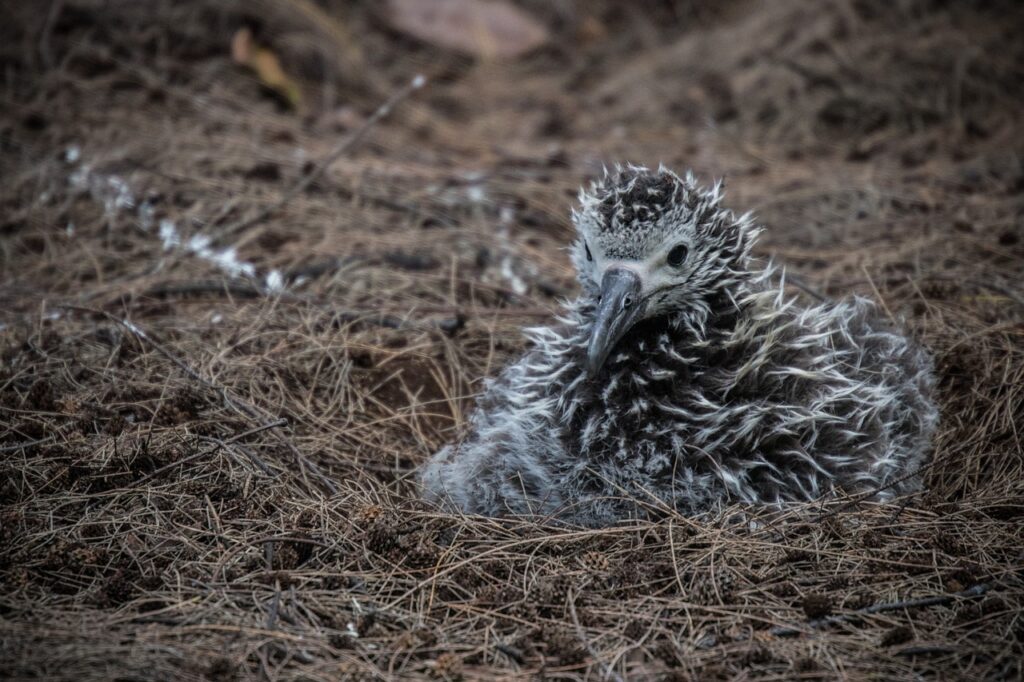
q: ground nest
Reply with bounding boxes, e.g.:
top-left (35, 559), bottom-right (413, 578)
top-left (1, 0), bottom-right (1023, 679)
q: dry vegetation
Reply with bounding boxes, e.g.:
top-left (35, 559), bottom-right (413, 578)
top-left (2, 0), bottom-right (1023, 679)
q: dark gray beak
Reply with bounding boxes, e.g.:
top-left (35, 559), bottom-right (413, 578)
top-left (586, 267), bottom-right (645, 377)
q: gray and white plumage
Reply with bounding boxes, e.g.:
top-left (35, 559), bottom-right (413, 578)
top-left (421, 165), bottom-right (938, 527)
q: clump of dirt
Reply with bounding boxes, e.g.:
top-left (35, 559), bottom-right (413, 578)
top-left (881, 624), bottom-right (914, 647)
top-left (801, 593), bottom-right (834, 620)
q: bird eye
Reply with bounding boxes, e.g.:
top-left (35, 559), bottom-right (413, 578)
top-left (667, 244), bottom-right (689, 267)
top-left (585, 242), bottom-right (593, 262)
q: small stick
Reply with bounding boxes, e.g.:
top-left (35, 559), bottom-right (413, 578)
top-left (810, 462), bottom-right (929, 525)
top-left (824, 274), bottom-right (1024, 310)
top-left (213, 534), bottom-right (330, 582)
top-left (0, 435), bottom-right (56, 452)
top-left (141, 280), bottom-right (265, 300)
top-left (138, 279), bottom-right (558, 320)
top-left (216, 73), bottom-right (427, 239)
top-left (266, 581), bottom-right (281, 630)
top-left (862, 264), bottom-right (896, 324)
top-left (130, 281), bottom-right (449, 331)
top-left (132, 443), bottom-right (220, 487)
top-left (771, 583), bottom-right (990, 637)
top-left (198, 436), bottom-right (274, 476)
top-left (60, 305), bottom-right (337, 495)
top-left (895, 645), bottom-right (957, 657)
top-left (131, 420), bottom-right (286, 486)
top-left (786, 273), bottom-right (829, 302)
top-left (225, 418), bottom-right (291, 443)
top-left (567, 588), bottom-right (624, 682)
top-left (494, 643), bottom-right (525, 665)
top-left (38, 0), bottom-right (64, 68)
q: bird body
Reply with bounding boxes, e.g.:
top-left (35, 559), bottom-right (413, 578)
top-left (421, 166), bottom-right (938, 526)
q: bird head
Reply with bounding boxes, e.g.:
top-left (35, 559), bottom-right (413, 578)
top-left (570, 164), bottom-right (759, 377)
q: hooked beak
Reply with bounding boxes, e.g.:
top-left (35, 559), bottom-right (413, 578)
top-left (586, 267), bottom-right (646, 377)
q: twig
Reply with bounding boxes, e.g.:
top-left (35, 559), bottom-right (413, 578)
top-left (810, 462), bottom-right (929, 525)
top-left (862, 264), bottom-right (896, 323)
top-left (941, 277), bottom-right (1024, 310)
top-left (38, 0), bottom-right (63, 68)
top-left (771, 583), bottom-right (990, 637)
top-left (266, 582), bottom-right (281, 630)
top-left (895, 644), bottom-right (958, 657)
top-left (131, 442), bottom-right (220, 487)
top-left (216, 74), bottom-right (427, 239)
top-left (494, 643), bottom-right (525, 665)
top-left (132, 421), bottom-right (285, 486)
top-left (198, 420), bottom-right (287, 475)
top-left (128, 281), bottom-right (470, 333)
top-left (198, 436), bottom-right (274, 476)
top-left (786, 273), bottom-right (829, 302)
top-left (567, 588), bottom-right (624, 682)
top-left (257, 580), bottom-right (283, 681)
top-left (778, 57), bottom-right (843, 92)
top-left (0, 435), bottom-right (56, 452)
top-left (139, 258), bottom-right (356, 299)
top-left (140, 280), bottom-right (264, 300)
top-left (59, 305), bottom-right (338, 495)
top-left (824, 274), bottom-right (1024, 310)
top-left (213, 534), bottom-right (330, 582)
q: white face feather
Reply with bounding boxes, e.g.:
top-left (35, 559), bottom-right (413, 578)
top-left (571, 165), bottom-right (757, 320)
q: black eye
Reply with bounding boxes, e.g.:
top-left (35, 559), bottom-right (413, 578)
top-left (585, 242), bottom-right (593, 262)
top-left (667, 244), bottom-right (689, 267)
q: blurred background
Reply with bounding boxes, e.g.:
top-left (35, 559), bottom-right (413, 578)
top-left (3, 0), bottom-right (1022, 308)
top-left (1, 1), bottom-right (1023, 679)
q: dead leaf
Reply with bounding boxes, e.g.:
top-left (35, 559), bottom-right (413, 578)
top-left (386, 0), bottom-right (549, 60)
top-left (576, 15), bottom-right (607, 46)
top-left (231, 28), bottom-right (303, 111)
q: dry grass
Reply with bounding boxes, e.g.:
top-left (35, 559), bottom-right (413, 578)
top-left (1, 0), bottom-right (1023, 679)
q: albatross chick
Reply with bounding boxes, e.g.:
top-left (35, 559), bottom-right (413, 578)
top-left (421, 165), bottom-right (938, 526)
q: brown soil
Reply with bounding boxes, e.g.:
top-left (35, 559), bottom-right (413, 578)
top-left (2, 0), bottom-right (1023, 679)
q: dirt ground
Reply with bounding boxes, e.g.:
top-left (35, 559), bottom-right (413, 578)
top-left (2, 0), bottom-right (1023, 679)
